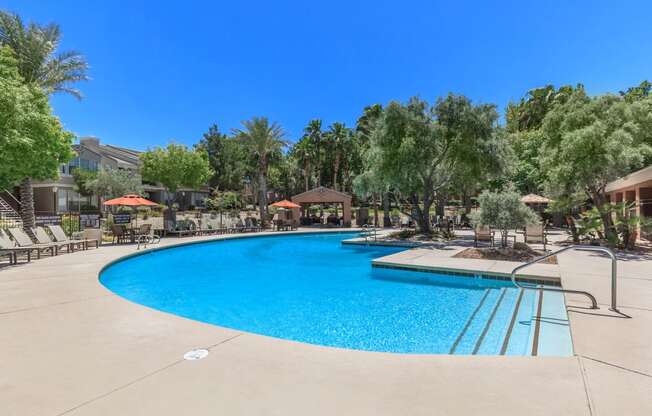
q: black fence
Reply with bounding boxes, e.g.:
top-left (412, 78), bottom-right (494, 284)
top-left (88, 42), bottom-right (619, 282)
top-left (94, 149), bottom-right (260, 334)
top-left (35, 211), bottom-right (102, 235)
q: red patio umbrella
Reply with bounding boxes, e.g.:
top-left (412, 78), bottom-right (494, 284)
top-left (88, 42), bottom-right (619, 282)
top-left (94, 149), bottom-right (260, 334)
top-left (103, 194), bottom-right (159, 228)
top-left (103, 194), bottom-right (159, 207)
top-left (270, 199), bottom-right (301, 209)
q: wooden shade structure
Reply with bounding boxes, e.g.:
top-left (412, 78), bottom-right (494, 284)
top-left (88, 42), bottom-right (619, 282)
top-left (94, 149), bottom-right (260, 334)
top-left (291, 186), bottom-right (352, 227)
top-left (520, 194), bottom-right (551, 204)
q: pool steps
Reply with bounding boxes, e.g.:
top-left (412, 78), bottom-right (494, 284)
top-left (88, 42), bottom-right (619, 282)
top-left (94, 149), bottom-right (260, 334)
top-left (449, 287), bottom-right (572, 356)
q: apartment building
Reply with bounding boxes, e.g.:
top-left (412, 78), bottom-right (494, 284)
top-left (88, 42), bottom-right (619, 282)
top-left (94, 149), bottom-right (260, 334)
top-left (30, 137), bottom-right (209, 214)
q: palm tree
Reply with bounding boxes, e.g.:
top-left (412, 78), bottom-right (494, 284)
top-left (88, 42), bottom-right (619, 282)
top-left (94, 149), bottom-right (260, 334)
top-left (0, 12), bottom-right (89, 229)
top-left (304, 119), bottom-right (323, 187)
top-left (0, 12), bottom-right (89, 98)
top-left (234, 117), bottom-right (286, 225)
top-left (292, 136), bottom-right (313, 192)
top-left (325, 123), bottom-right (351, 191)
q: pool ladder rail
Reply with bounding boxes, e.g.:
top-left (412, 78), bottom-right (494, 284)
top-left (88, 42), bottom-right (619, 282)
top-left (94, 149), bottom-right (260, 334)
top-left (510, 245), bottom-right (619, 312)
top-left (360, 224), bottom-right (380, 243)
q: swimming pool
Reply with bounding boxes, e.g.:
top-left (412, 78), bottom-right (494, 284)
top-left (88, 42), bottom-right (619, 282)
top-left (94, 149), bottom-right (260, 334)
top-left (100, 232), bottom-right (572, 355)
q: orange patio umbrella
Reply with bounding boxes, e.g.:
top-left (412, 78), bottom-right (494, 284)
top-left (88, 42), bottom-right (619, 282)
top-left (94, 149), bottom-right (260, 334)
top-left (103, 194), bottom-right (159, 207)
top-left (270, 199), bottom-right (301, 209)
top-left (103, 194), bottom-right (159, 228)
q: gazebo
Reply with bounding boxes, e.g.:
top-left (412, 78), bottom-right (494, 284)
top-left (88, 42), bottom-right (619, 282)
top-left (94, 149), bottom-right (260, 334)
top-left (291, 186), bottom-right (352, 227)
top-left (520, 193), bottom-right (551, 214)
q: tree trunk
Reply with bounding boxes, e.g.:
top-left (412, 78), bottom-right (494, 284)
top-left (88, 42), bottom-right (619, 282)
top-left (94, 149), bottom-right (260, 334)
top-left (435, 192), bottom-right (446, 218)
top-left (416, 197), bottom-right (433, 234)
top-left (19, 177), bottom-right (35, 234)
top-left (463, 190), bottom-right (472, 214)
top-left (316, 140), bottom-right (321, 187)
top-left (164, 200), bottom-right (177, 232)
top-left (333, 153), bottom-right (340, 191)
top-left (383, 192), bottom-right (391, 228)
top-left (566, 215), bottom-right (580, 244)
top-left (304, 160), bottom-right (310, 192)
top-left (372, 193), bottom-right (379, 227)
top-left (592, 190), bottom-right (616, 243)
top-left (258, 166), bottom-right (268, 226)
top-left (499, 229), bottom-right (509, 248)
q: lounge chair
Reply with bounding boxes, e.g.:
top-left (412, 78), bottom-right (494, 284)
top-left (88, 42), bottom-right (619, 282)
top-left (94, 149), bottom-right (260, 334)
top-left (523, 224), bottom-right (548, 251)
top-left (32, 227), bottom-right (74, 254)
top-left (474, 226), bottom-right (495, 247)
top-left (0, 230), bottom-right (33, 264)
top-left (49, 225), bottom-right (98, 249)
top-left (6, 228), bottom-right (57, 257)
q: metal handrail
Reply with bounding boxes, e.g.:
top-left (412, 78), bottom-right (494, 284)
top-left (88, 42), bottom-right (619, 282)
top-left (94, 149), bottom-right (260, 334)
top-left (361, 224), bottom-right (379, 242)
top-left (1, 189), bottom-right (21, 207)
top-left (510, 245), bottom-right (619, 311)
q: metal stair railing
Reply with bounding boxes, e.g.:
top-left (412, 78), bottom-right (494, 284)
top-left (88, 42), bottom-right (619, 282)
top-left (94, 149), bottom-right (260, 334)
top-left (361, 224), bottom-right (379, 243)
top-left (510, 245), bottom-right (619, 311)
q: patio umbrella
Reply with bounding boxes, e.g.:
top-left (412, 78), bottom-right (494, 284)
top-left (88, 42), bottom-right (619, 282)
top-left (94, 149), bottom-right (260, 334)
top-left (103, 194), bottom-right (159, 227)
top-left (270, 199), bottom-right (301, 209)
top-left (103, 194), bottom-right (159, 207)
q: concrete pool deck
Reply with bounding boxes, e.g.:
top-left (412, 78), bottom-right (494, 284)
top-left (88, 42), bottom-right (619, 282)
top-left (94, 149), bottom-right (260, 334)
top-left (1, 229), bottom-right (651, 415)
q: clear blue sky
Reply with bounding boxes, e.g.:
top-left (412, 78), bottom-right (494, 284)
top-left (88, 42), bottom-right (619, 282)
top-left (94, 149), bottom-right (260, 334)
top-left (3, 0), bottom-right (651, 150)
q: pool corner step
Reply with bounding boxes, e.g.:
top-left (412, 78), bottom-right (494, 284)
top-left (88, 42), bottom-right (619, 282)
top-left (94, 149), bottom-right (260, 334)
top-left (472, 288), bottom-right (508, 354)
top-left (499, 288), bottom-right (524, 355)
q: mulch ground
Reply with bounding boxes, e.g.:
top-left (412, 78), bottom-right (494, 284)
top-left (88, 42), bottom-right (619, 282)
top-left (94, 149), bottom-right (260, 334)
top-left (453, 247), bottom-right (557, 264)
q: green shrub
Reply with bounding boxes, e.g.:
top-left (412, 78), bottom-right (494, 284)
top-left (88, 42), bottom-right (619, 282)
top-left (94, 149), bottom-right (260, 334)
top-left (471, 189), bottom-right (539, 248)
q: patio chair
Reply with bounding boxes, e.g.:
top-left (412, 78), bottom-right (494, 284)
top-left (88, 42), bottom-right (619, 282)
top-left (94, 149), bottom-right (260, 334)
top-left (0, 230), bottom-right (33, 264)
top-left (110, 224), bottom-right (129, 244)
top-left (6, 228), bottom-right (57, 257)
top-left (133, 223), bottom-right (152, 239)
top-left (49, 225), bottom-right (99, 250)
top-left (474, 225), bottom-right (495, 247)
top-left (32, 227), bottom-right (74, 254)
top-left (72, 228), bottom-right (102, 248)
top-left (135, 223), bottom-right (160, 249)
top-left (523, 224), bottom-right (548, 251)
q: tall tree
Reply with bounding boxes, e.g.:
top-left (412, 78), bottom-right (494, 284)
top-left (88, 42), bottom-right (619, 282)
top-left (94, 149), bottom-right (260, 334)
top-left (140, 143), bottom-right (213, 209)
top-left (196, 124), bottom-right (249, 191)
top-left (361, 95), bottom-right (501, 233)
top-left (0, 46), bottom-right (74, 229)
top-left (354, 104), bottom-right (386, 224)
top-left (0, 12), bottom-right (89, 98)
top-left (290, 136), bottom-right (313, 191)
top-left (304, 119), bottom-right (323, 187)
top-left (620, 80), bottom-right (651, 103)
top-left (505, 84), bottom-right (581, 194)
top-left (86, 168), bottom-right (144, 200)
top-left (234, 117), bottom-right (287, 225)
top-left (539, 91), bottom-right (652, 242)
top-left (0, 12), bottom-right (88, 227)
top-left (325, 122), bottom-right (351, 191)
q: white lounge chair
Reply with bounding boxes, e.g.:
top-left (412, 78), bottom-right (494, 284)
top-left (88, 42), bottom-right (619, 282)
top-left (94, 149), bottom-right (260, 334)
top-left (47, 225), bottom-right (97, 250)
top-left (6, 228), bottom-right (57, 257)
top-left (0, 230), bottom-right (33, 264)
top-left (32, 227), bottom-right (74, 254)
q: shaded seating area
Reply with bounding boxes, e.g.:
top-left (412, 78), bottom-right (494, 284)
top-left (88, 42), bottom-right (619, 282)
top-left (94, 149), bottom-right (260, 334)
top-left (291, 187), bottom-right (352, 228)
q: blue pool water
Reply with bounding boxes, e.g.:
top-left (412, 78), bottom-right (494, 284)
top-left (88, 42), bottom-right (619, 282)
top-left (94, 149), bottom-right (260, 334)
top-left (100, 232), bottom-right (572, 355)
